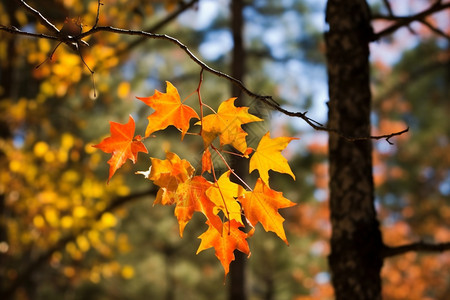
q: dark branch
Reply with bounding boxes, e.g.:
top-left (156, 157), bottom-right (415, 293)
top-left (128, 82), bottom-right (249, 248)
top-left (103, 0), bottom-right (200, 63)
top-left (1, 188), bottom-right (156, 298)
top-left (16, 0), bottom-right (60, 34)
top-left (0, 2), bottom-right (410, 143)
top-left (383, 241), bottom-right (450, 258)
top-left (349, 127), bottom-right (409, 145)
top-left (381, 0), bottom-right (394, 17)
top-left (419, 19), bottom-right (450, 40)
top-left (0, 25), bottom-right (59, 41)
top-left (93, 0), bottom-right (103, 29)
top-left (372, 1), bottom-right (450, 40)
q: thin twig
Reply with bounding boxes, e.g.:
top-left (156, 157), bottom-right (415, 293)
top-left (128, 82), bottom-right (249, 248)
top-left (16, 0), bottom-right (60, 34)
top-left (0, 25), bottom-right (59, 41)
top-left (111, 0), bottom-right (200, 59)
top-left (382, 0), bottom-right (394, 16)
top-left (383, 241), bottom-right (450, 258)
top-left (94, 0), bottom-right (103, 28)
top-left (35, 41), bottom-right (62, 69)
top-left (372, 2), bottom-right (450, 40)
top-left (351, 127), bottom-right (409, 145)
top-left (419, 19), bottom-right (450, 40)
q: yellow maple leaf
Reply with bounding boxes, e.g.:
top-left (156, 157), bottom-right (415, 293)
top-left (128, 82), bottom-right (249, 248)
top-left (206, 171), bottom-right (245, 224)
top-left (200, 98), bottom-right (262, 153)
top-left (240, 178), bottom-right (295, 244)
top-left (249, 131), bottom-right (297, 185)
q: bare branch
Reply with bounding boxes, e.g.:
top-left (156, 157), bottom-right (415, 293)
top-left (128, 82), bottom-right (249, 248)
top-left (16, 0), bottom-right (60, 34)
top-left (350, 127), bottom-right (409, 145)
top-left (383, 241), bottom-right (450, 258)
top-left (104, 0), bottom-right (200, 63)
top-left (419, 19), bottom-right (450, 40)
top-left (93, 0), bottom-right (104, 29)
top-left (372, 1), bottom-right (450, 40)
top-left (381, 0), bottom-right (394, 17)
top-left (0, 25), bottom-right (59, 41)
top-left (0, 2), bottom-right (410, 143)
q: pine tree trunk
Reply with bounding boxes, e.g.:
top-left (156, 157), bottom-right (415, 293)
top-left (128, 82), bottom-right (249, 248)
top-left (228, 0), bottom-right (247, 300)
top-left (325, 1), bottom-right (383, 299)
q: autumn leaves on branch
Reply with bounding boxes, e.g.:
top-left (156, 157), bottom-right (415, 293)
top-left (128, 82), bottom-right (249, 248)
top-left (93, 81), bottom-right (297, 275)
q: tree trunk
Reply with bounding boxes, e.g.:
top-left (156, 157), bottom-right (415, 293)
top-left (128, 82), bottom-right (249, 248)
top-left (228, 1), bottom-right (247, 300)
top-left (325, 1), bottom-right (383, 299)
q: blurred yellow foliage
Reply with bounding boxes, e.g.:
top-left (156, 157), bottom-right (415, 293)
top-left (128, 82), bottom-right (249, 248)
top-left (121, 265), bottom-right (135, 279)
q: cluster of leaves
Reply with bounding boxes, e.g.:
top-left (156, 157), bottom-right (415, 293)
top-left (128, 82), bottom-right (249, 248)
top-left (93, 81), bottom-right (297, 275)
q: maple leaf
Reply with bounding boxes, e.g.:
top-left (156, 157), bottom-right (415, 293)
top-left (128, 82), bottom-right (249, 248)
top-left (240, 178), bottom-right (295, 244)
top-left (93, 115), bottom-right (147, 182)
top-left (136, 81), bottom-right (199, 139)
top-left (137, 153), bottom-right (221, 236)
top-left (249, 131), bottom-right (297, 185)
top-left (197, 220), bottom-right (250, 276)
top-left (206, 171), bottom-right (245, 225)
top-left (147, 151), bottom-right (195, 205)
top-left (200, 98), bottom-right (262, 153)
top-left (175, 176), bottom-right (223, 236)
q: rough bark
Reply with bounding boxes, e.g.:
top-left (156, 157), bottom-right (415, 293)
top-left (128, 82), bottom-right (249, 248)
top-left (325, 1), bottom-right (383, 299)
top-left (228, 0), bottom-right (248, 300)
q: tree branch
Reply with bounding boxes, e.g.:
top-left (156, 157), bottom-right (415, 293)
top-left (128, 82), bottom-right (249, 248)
top-left (16, 0), bottom-right (60, 34)
top-left (1, 187), bottom-right (156, 299)
top-left (0, 1), bottom-right (410, 144)
top-left (0, 25), bottom-right (59, 41)
top-left (112, 0), bottom-right (199, 59)
top-left (372, 1), bottom-right (450, 40)
top-left (419, 19), bottom-right (450, 40)
top-left (383, 241), bottom-right (450, 258)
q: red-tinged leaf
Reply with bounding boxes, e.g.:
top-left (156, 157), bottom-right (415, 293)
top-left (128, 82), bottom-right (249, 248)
top-left (196, 220), bottom-right (250, 276)
top-left (172, 181), bottom-right (196, 237)
top-left (191, 176), bottom-right (223, 234)
top-left (173, 176), bottom-right (218, 237)
top-left (175, 176), bottom-right (223, 236)
top-left (199, 98), bottom-right (262, 153)
top-left (93, 115), bottom-right (147, 182)
top-left (243, 147), bottom-right (253, 158)
top-left (249, 131), bottom-right (297, 185)
top-left (206, 171), bottom-right (245, 225)
top-left (136, 81), bottom-right (199, 139)
top-left (201, 147), bottom-right (212, 174)
top-left (240, 178), bottom-right (296, 244)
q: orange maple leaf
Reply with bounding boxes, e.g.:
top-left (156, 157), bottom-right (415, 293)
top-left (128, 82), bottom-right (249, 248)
top-left (93, 115), bottom-right (147, 182)
top-left (240, 178), bottom-right (296, 244)
top-left (249, 131), bottom-right (297, 185)
top-left (200, 98), bottom-right (262, 153)
top-left (206, 171), bottom-right (245, 225)
top-left (175, 176), bottom-right (223, 236)
top-left (197, 220), bottom-right (250, 276)
top-left (136, 81), bottom-right (199, 139)
top-left (147, 151), bottom-right (195, 205)
top-left (137, 153), bottom-right (222, 236)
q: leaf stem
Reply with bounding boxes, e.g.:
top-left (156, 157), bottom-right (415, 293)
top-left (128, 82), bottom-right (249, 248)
top-left (210, 156), bottom-right (231, 232)
top-left (211, 145), bottom-right (253, 192)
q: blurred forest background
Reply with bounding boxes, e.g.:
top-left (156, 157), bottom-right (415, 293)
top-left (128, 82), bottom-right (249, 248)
top-left (0, 0), bottom-right (449, 299)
